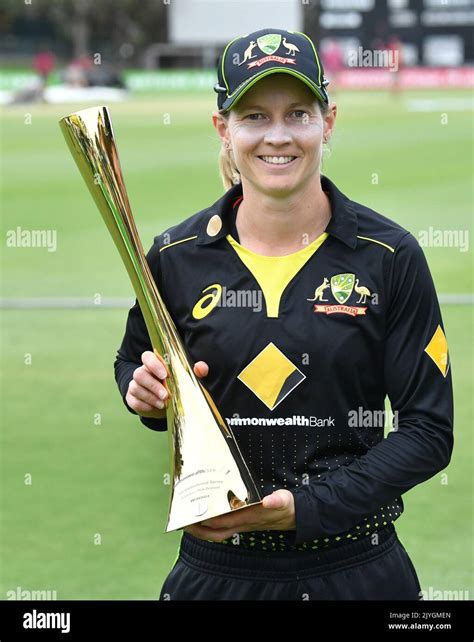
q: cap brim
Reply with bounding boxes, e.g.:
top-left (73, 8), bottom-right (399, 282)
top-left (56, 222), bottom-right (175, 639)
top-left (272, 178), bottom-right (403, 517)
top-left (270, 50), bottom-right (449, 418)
top-left (219, 67), bottom-right (328, 113)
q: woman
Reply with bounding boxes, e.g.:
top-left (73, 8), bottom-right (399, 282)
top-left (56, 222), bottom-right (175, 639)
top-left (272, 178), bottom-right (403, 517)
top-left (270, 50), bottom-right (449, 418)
top-left (114, 28), bottom-right (453, 600)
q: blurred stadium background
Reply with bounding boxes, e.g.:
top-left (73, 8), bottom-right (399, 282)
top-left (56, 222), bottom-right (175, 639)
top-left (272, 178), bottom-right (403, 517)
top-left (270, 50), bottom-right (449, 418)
top-left (0, 0), bottom-right (472, 600)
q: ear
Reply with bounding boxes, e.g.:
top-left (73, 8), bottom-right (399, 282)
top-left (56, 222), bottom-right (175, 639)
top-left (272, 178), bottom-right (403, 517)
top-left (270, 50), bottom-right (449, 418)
top-left (212, 111), bottom-right (230, 147)
top-left (323, 102), bottom-right (337, 140)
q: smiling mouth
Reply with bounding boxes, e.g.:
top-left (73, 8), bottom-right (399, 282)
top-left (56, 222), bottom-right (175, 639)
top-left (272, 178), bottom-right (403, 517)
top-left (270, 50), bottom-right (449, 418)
top-left (258, 155), bottom-right (298, 166)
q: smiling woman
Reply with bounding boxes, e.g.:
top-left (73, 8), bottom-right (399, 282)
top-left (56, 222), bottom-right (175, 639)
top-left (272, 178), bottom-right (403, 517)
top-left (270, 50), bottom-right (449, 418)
top-left (213, 74), bottom-right (334, 255)
top-left (217, 79), bottom-right (332, 192)
top-left (114, 27), bottom-right (453, 602)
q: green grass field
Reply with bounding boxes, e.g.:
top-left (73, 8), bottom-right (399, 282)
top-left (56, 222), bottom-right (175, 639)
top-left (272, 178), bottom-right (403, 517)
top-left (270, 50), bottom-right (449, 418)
top-left (1, 90), bottom-right (473, 599)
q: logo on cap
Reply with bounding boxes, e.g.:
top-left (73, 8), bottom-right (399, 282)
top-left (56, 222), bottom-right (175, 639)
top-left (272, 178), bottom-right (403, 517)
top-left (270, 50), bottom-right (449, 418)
top-left (244, 33), bottom-right (299, 70)
top-left (257, 34), bottom-right (281, 55)
top-left (238, 41), bottom-right (257, 66)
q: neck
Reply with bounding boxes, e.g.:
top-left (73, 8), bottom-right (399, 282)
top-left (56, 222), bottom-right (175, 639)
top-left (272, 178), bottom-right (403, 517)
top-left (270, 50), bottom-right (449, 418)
top-left (235, 175), bottom-right (332, 256)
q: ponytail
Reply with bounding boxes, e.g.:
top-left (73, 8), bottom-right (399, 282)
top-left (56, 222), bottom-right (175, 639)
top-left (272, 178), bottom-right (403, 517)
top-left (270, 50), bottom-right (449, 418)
top-left (218, 143), bottom-right (241, 190)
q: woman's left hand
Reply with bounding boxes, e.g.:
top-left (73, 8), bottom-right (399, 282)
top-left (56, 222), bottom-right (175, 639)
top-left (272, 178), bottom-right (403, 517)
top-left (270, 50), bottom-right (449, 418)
top-left (184, 489), bottom-right (296, 542)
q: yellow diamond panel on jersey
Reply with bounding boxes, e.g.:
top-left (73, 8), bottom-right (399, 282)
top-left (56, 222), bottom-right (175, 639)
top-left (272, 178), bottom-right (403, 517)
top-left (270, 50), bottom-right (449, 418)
top-left (424, 324), bottom-right (449, 377)
top-left (238, 342), bottom-right (306, 410)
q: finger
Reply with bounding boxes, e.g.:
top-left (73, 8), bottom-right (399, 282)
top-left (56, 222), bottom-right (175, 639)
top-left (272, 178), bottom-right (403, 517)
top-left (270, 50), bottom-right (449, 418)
top-left (129, 379), bottom-right (164, 409)
top-left (200, 517), bottom-right (234, 529)
top-left (134, 367), bottom-right (168, 401)
top-left (126, 393), bottom-right (155, 414)
top-left (193, 361), bottom-right (209, 378)
top-left (262, 490), bottom-right (292, 510)
top-left (141, 350), bottom-right (167, 380)
top-left (184, 524), bottom-right (236, 543)
top-left (200, 505), bottom-right (264, 530)
top-left (200, 503), bottom-right (264, 529)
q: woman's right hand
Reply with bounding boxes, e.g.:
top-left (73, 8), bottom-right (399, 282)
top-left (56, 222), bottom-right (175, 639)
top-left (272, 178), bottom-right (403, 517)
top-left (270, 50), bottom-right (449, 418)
top-left (125, 350), bottom-right (209, 419)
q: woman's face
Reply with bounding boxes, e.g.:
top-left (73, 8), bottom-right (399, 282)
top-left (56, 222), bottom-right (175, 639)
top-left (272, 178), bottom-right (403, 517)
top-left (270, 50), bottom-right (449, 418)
top-left (214, 74), bottom-right (336, 197)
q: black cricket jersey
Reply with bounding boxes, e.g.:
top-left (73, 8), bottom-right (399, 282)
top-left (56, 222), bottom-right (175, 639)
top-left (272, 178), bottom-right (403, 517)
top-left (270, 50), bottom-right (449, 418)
top-left (114, 175), bottom-right (454, 552)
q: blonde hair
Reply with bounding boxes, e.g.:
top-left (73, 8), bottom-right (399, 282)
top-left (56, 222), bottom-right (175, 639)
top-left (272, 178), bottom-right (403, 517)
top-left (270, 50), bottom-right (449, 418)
top-left (218, 100), bottom-right (331, 191)
top-left (219, 141), bottom-right (242, 190)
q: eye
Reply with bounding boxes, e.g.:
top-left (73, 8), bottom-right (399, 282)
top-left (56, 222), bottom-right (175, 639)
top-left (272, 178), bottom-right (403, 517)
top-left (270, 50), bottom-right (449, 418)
top-left (244, 113), bottom-right (265, 121)
top-left (290, 110), bottom-right (308, 119)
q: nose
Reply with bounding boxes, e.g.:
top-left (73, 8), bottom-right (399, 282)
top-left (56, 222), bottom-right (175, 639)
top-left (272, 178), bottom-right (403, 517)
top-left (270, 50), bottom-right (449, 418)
top-left (263, 120), bottom-right (293, 147)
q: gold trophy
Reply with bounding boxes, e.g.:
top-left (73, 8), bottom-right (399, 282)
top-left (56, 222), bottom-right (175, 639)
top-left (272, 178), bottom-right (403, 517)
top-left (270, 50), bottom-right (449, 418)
top-left (59, 106), bottom-right (262, 532)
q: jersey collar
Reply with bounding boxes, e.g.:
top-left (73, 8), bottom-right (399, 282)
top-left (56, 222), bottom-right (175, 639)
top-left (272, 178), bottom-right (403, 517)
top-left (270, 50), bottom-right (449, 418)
top-left (195, 174), bottom-right (358, 249)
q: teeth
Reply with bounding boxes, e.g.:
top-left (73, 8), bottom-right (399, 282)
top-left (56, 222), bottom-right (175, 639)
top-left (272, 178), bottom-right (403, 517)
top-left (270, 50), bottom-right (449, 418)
top-left (261, 156), bottom-right (296, 165)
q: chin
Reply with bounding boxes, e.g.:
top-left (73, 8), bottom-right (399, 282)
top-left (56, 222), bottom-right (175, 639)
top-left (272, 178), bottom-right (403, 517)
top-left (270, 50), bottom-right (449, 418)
top-left (258, 177), bottom-right (301, 197)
